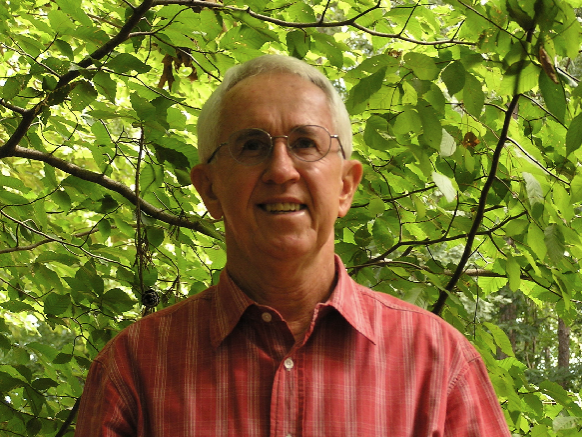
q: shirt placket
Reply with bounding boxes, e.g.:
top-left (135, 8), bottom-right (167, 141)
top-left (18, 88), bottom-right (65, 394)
top-left (271, 352), bottom-right (299, 437)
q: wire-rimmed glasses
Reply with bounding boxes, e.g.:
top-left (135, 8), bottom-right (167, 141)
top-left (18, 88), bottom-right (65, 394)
top-left (207, 125), bottom-right (345, 165)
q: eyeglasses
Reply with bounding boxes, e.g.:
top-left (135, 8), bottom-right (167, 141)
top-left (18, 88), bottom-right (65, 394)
top-left (207, 125), bottom-right (345, 165)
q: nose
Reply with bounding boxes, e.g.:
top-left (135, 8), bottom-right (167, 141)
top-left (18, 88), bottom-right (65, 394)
top-left (261, 138), bottom-right (300, 185)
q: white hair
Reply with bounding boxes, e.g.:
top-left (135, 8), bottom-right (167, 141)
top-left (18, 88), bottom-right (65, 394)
top-left (196, 55), bottom-right (353, 163)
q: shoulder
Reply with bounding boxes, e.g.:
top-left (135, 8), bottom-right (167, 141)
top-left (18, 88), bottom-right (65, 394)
top-left (95, 286), bottom-right (217, 362)
top-left (351, 282), bottom-right (480, 361)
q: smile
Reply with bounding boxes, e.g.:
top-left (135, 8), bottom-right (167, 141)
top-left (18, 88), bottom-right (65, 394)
top-left (261, 202), bottom-right (306, 213)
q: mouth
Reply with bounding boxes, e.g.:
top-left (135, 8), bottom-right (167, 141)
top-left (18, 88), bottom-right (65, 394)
top-left (260, 202), bottom-right (306, 213)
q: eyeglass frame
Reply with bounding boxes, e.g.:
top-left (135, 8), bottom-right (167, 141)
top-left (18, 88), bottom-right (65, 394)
top-left (205, 124), bottom-right (346, 165)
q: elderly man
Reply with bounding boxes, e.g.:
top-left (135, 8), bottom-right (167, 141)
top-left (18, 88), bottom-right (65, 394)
top-left (75, 55), bottom-right (511, 436)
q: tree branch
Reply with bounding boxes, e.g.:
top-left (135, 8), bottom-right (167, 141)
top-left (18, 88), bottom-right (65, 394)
top-left (152, 0), bottom-right (473, 46)
top-left (54, 398), bottom-right (81, 437)
top-left (0, 0), bottom-right (156, 160)
top-left (0, 98), bottom-right (28, 114)
top-left (349, 260), bottom-right (533, 281)
top-left (9, 146), bottom-right (223, 240)
top-left (431, 94), bottom-right (521, 315)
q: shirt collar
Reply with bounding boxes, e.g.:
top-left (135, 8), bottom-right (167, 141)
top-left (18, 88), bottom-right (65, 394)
top-left (210, 255), bottom-right (377, 348)
top-left (323, 255), bottom-right (377, 345)
top-left (210, 269), bottom-right (255, 348)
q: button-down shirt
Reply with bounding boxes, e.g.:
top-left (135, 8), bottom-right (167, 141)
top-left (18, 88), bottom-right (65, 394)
top-left (75, 257), bottom-right (511, 436)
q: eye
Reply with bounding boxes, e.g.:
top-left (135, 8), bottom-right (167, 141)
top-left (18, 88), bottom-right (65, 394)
top-left (241, 138), bottom-right (269, 152)
top-left (231, 130), bottom-right (271, 156)
top-left (291, 137), bottom-right (318, 150)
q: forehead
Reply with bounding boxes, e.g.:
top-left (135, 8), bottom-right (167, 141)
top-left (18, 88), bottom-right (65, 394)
top-left (219, 72), bottom-right (333, 133)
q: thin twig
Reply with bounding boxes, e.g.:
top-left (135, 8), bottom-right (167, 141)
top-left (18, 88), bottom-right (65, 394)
top-left (8, 146), bottom-right (223, 240)
top-left (506, 137), bottom-right (569, 184)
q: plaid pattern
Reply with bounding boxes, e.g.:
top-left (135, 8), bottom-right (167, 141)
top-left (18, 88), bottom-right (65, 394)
top-left (75, 257), bottom-right (510, 436)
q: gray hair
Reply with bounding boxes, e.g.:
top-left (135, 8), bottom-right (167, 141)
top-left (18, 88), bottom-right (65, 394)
top-left (196, 54), bottom-right (353, 164)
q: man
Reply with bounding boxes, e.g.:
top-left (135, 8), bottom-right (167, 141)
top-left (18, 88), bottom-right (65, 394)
top-left (75, 55), bottom-right (511, 436)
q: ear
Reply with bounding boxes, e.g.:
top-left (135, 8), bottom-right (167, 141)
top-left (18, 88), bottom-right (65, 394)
top-left (338, 159), bottom-right (363, 218)
top-left (190, 164), bottom-right (224, 219)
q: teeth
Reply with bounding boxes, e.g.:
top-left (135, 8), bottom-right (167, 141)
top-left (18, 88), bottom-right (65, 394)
top-left (263, 203), bottom-right (303, 212)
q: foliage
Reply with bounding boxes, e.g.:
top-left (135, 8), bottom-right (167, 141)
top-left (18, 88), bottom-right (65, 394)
top-left (1, 0), bottom-right (582, 435)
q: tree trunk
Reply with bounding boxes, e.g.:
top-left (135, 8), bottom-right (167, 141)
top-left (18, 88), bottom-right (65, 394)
top-left (557, 317), bottom-right (571, 389)
top-left (497, 299), bottom-right (517, 360)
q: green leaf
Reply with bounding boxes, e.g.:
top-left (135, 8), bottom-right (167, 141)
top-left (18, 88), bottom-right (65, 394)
top-left (44, 292), bottom-right (71, 316)
top-left (147, 227), bottom-right (165, 247)
top-left (544, 223), bottom-right (565, 264)
top-left (566, 112), bottom-right (582, 156)
top-left (311, 32), bottom-right (343, 68)
top-left (98, 219), bottom-right (112, 241)
top-left (522, 172), bottom-right (543, 205)
top-left (55, 39), bottom-right (74, 60)
top-left (483, 321), bottom-right (515, 357)
top-left (463, 73), bottom-right (484, 117)
top-left (1, 74), bottom-right (30, 100)
top-left (570, 172), bottom-right (582, 203)
top-left (393, 107), bottom-right (421, 136)
top-left (52, 353), bottom-right (73, 364)
top-left (35, 251), bottom-right (79, 266)
top-left (432, 171), bottom-right (456, 203)
top-left (31, 377), bottom-right (59, 391)
top-left (131, 93), bottom-right (157, 121)
top-left (439, 129), bottom-right (456, 157)
top-left (367, 196), bottom-right (386, 215)
top-left (287, 30), bottom-right (310, 59)
top-left (48, 9), bottom-right (75, 31)
top-left (506, 254), bottom-right (521, 291)
top-left (93, 71), bottom-right (117, 103)
top-left (70, 80), bottom-right (98, 111)
top-left (404, 52), bottom-right (439, 80)
top-left (345, 67), bottom-right (387, 114)
top-left (417, 102), bottom-right (442, 150)
top-left (56, 0), bottom-right (93, 26)
top-left (539, 69), bottom-right (566, 124)
top-left (106, 53), bottom-right (151, 74)
top-left (26, 417), bottom-right (42, 436)
top-left (51, 188), bottom-right (71, 212)
top-left (539, 380), bottom-right (582, 416)
top-left (527, 224), bottom-right (547, 260)
top-left (23, 384), bottom-right (45, 416)
top-left (441, 61), bottom-right (465, 96)
top-left (102, 288), bottom-right (136, 313)
top-left (0, 371), bottom-right (22, 392)
top-left (506, 0), bottom-right (535, 29)
top-left (364, 115), bottom-right (390, 150)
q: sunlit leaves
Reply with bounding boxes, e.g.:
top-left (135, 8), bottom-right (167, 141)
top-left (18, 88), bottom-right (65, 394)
top-left (1, 0), bottom-right (582, 435)
top-left (566, 113), bottom-right (582, 156)
top-left (441, 61), bottom-right (465, 96)
top-left (539, 69), bottom-right (566, 123)
top-left (463, 73), bottom-right (484, 117)
top-left (403, 52), bottom-right (439, 80)
top-left (345, 67), bottom-right (387, 114)
top-left (432, 171), bottom-right (456, 202)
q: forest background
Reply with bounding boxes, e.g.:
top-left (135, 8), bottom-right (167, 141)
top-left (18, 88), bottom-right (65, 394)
top-left (1, 0), bottom-right (582, 435)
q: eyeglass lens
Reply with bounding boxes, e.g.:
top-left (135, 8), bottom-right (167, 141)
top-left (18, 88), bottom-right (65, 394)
top-left (228, 125), bottom-right (332, 164)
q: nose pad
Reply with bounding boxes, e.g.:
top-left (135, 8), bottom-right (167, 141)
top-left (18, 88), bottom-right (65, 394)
top-left (261, 139), bottom-right (300, 184)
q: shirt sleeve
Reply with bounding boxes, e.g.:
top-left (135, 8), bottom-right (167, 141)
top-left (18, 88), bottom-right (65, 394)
top-left (445, 356), bottom-right (511, 437)
top-left (74, 356), bottom-right (137, 437)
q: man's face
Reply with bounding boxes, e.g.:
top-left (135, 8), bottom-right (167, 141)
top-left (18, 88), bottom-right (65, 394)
top-left (191, 72), bottom-right (362, 263)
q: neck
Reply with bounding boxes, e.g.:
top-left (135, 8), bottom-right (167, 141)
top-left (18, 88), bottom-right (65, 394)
top-left (226, 252), bottom-right (337, 343)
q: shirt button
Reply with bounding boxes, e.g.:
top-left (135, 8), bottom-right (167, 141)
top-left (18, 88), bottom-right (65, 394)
top-left (284, 358), bottom-right (294, 370)
top-left (261, 312), bottom-right (272, 322)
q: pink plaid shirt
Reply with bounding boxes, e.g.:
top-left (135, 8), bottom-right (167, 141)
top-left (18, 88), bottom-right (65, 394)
top-left (75, 257), bottom-right (510, 436)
